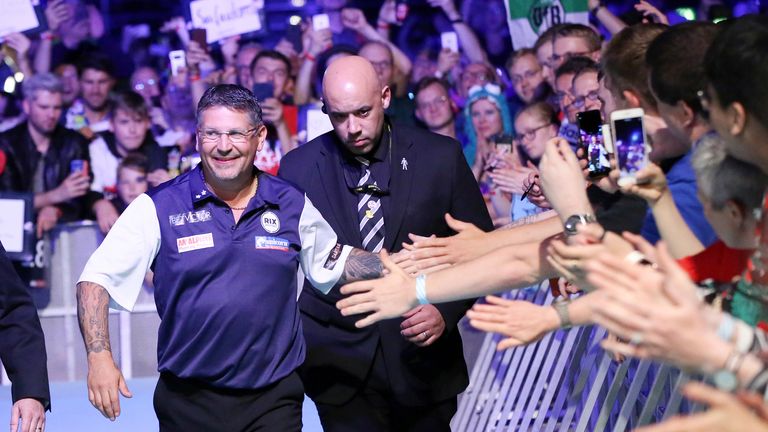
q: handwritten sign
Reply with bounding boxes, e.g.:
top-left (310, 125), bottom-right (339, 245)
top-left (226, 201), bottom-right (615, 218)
top-left (189, 0), bottom-right (262, 43)
top-left (0, 0), bottom-right (40, 38)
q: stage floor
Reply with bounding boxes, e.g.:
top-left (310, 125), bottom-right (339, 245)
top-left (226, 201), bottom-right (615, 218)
top-left (1, 377), bottom-right (323, 431)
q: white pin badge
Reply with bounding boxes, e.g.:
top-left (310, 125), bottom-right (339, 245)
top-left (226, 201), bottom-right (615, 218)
top-left (401, 157), bottom-right (408, 171)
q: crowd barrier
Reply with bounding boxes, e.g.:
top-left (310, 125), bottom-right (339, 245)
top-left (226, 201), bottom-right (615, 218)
top-left (1, 222), bottom-right (160, 386)
top-left (452, 282), bottom-right (699, 432)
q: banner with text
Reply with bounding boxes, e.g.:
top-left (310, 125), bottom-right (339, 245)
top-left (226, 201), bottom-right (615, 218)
top-left (189, 0), bottom-right (263, 43)
top-left (505, 0), bottom-right (589, 49)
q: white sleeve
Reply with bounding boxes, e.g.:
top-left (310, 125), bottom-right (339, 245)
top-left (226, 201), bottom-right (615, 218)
top-left (298, 195), bottom-right (352, 294)
top-left (77, 194), bottom-right (161, 311)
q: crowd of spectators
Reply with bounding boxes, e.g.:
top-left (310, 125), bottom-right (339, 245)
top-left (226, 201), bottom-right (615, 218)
top-left (2, 0), bottom-right (768, 429)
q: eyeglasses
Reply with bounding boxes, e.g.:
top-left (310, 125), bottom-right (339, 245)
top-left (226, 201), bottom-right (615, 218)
top-left (696, 89), bottom-right (711, 120)
top-left (510, 69), bottom-right (541, 85)
top-left (198, 127), bottom-right (258, 144)
top-left (514, 123), bottom-right (552, 143)
top-left (253, 67), bottom-right (288, 80)
top-left (417, 95), bottom-right (449, 111)
top-left (572, 90), bottom-right (602, 109)
top-left (369, 60), bottom-right (392, 70)
top-left (551, 50), bottom-right (593, 65)
top-left (462, 70), bottom-right (493, 83)
top-left (133, 79), bottom-right (157, 92)
top-left (554, 91), bottom-right (573, 107)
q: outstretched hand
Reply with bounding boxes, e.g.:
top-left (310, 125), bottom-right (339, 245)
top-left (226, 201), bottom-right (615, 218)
top-left (338, 250), bottom-right (418, 327)
top-left (467, 296), bottom-right (560, 350)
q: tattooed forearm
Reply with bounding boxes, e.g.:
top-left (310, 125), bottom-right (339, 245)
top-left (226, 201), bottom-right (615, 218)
top-left (339, 248), bottom-right (384, 284)
top-left (76, 281), bottom-right (112, 355)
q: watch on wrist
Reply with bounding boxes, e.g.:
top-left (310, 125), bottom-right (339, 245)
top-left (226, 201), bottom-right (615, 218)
top-left (552, 298), bottom-right (573, 329)
top-left (563, 214), bottom-right (597, 236)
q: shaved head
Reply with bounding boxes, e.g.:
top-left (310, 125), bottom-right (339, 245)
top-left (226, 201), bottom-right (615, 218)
top-left (322, 56), bottom-right (391, 155)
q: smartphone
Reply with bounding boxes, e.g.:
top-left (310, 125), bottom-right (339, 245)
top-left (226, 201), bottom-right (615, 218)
top-left (313, 14), bottom-right (330, 31)
top-left (610, 108), bottom-right (648, 187)
top-left (70, 159), bottom-right (89, 176)
top-left (441, 32), bottom-right (459, 53)
top-left (169, 50), bottom-right (186, 76)
top-left (252, 82), bottom-right (275, 101)
top-left (577, 110), bottom-right (611, 179)
top-left (493, 134), bottom-right (515, 155)
top-left (190, 28), bottom-right (208, 52)
top-left (286, 22), bottom-right (303, 53)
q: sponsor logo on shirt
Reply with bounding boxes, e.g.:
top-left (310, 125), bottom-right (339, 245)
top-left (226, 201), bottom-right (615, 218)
top-left (255, 236), bottom-right (290, 251)
top-left (176, 233), bottom-right (214, 253)
top-left (261, 211), bottom-right (280, 233)
top-left (169, 209), bottom-right (213, 226)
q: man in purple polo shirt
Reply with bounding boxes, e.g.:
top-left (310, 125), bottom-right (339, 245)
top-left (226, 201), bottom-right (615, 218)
top-left (75, 84), bottom-right (385, 431)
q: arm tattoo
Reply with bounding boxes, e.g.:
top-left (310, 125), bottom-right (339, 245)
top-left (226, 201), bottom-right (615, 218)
top-left (76, 281), bottom-right (112, 355)
top-left (339, 248), bottom-right (384, 284)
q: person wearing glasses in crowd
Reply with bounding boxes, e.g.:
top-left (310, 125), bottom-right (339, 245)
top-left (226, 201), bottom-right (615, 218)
top-left (413, 77), bottom-right (460, 141)
top-left (506, 48), bottom-right (549, 106)
top-left (76, 84), bottom-right (391, 430)
top-left (489, 101), bottom-right (558, 223)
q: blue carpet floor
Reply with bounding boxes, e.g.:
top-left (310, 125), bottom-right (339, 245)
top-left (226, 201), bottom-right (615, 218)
top-left (1, 377), bottom-right (323, 431)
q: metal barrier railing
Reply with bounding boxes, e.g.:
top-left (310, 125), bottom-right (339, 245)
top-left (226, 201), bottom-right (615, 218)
top-left (0, 222), bottom-right (159, 386)
top-left (452, 282), bottom-right (693, 432)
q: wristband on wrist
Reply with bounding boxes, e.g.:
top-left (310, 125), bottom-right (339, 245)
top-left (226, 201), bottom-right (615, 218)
top-left (377, 21), bottom-right (390, 29)
top-left (450, 17), bottom-right (463, 24)
top-left (303, 52), bottom-right (317, 62)
top-left (415, 274), bottom-right (429, 305)
top-left (189, 74), bottom-right (201, 82)
top-left (717, 313), bottom-right (735, 342)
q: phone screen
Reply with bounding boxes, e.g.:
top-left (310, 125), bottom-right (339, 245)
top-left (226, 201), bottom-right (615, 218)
top-left (286, 23), bottom-right (303, 53)
top-left (613, 116), bottom-right (647, 180)
top-left (577, 110), bottom-right (611, 178)
top-left (190, 28), bottom-right (208, 52)
top-left (252, 82), bottom-right (275, 101)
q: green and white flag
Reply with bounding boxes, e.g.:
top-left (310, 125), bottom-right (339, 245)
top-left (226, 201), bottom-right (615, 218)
top-left (505, 0), bottom-right (589, 48)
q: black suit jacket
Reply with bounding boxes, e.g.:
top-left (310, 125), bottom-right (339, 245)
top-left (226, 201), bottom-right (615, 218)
top-left (279, 123), bottom-right (493, 406)
top-left (0, 242), bottom-right (50, 409)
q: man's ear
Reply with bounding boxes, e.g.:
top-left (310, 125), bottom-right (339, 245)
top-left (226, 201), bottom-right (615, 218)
top-left (254, 124), bottom-right (268, 152)
top-left (621, 90), bottom-right (641, 109)
top-left (21, 99), bottom-right (30, 116)
top-left (677, 100), bottom-right (696, 128)
top-left (728, 101), bottom-right (747, 137)
top-left (381, 85), bottom-right (392, 110)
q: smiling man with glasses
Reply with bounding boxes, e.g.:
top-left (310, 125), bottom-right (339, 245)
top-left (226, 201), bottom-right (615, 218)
top-left (76, 84), bottom-right (392, 431)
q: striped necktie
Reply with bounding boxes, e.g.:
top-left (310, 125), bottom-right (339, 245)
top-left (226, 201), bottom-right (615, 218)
top-left (355, 157), bottom-right (385, 253)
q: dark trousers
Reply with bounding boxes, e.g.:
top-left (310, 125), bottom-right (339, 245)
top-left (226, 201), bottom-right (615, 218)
top-left (153, 371), bottom-right (303, 432)
top-left (315, 344), bottom-right (457, 432)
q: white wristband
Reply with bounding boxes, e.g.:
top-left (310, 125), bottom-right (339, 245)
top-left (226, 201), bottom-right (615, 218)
top-left (415, 274), bottom-right (429, 305)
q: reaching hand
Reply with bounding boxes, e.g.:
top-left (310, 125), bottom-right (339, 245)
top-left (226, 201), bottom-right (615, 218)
top-left (10, 398), bottom-right (45, 432)
top-left (436, 48), bottom-right (460, 74)
top-left (87, 352), bottom-right (133, 421)
top-left (467, 296), bottom-right (560, 350)
top-left (634, 0), bottom-right (669, 25)
top-left (404, 214), bottom-right (489, 268)
top-left (305, 26), bottom-right (333, 57)
top-left (44, 0), bottom-right (72, 34)
top-left (586, 243), bottom-right (727, 369)
top-left (489, 166), bottom-right (535, 195)
top-left (400, 305), bottom-right (446, 347)
top-left (341, 8), bottom-right (371, 34)
top-left (538, 138), bottom-right (591, 218)
top-left (4, 33), bottom-right (32, 58)
top-left (635, 383), bottom-right (768, 432)
top-left (427, 0), bottom-right (460, 19)
top-left (378, 0), bottom-right (398, 25)
top-left (337, 250), bottom-right (419, 327)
